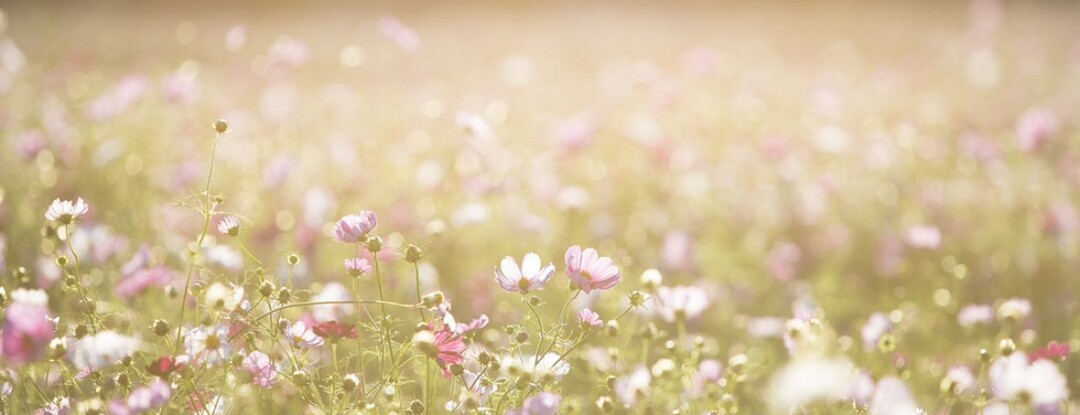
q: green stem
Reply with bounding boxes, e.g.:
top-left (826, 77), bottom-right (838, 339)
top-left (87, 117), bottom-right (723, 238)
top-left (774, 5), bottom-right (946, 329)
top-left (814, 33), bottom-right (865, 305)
top-left (175, 132), bottom-right (221, 352)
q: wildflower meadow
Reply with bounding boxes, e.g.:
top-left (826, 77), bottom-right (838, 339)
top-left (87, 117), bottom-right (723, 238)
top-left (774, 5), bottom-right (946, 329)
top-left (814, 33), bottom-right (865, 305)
top-left (0, 1), bottom-right (1079, 414)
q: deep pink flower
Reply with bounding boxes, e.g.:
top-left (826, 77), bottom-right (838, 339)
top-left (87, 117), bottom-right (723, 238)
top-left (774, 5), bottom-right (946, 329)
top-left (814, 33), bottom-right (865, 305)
top-left (1030, 341), bottom-right (1070, 362)
top-left (242, 351), bottom-right (277, 388)
top-left (344, 257), bottom-right (371, 277)
top-left (146, 356), bottom-right (184, 378)
top-left (564, 246), bottom-right (620, 293)
top-left (313, 321), bottom-right (358, 342)
top-left (333, 211), bottom-right (377, 243)
top-left (431, 325), bottom-right (465, 377)
top-left (1, 298), bottom-right (55, 365)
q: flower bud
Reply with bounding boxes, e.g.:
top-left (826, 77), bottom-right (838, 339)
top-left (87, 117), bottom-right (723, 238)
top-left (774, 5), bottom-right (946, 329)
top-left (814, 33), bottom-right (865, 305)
top-left (412, 330), bottom-right (437, 358)
top-left (605, 320), bottom-right (619, 337)
top-left (1000, 338), bottom-right (1016, 356)
top-left (529, 296), bottom-right (541, 307)
top-left (409, 400), bottom-right (425, 414)
top-left (286, 254), bottom-right (300, 265)
top-left (404, 244), bottom-right (424, 263)
top-left (515, 331), bottom-right (530, 343)
top-left (55, 256), bottom-right (68, 267)
top-left (596, 396), bottom-right (614, 413)
top-left (421, 291), bottom-right (444, 308)
top-left (152, 319), bottom-right (170, 337)
top-left (342, 374), bottom-right (360, 392)
top-left (365, 236), bottom-right (383, 253)
top-left (259, 281), bottom-right (275, 298)
top-left (277, 287), bottom-right (292, 304)
top-left (213, 119), bottom-right (229, 134)
top-left (640, 268), bottom-right (662, 290)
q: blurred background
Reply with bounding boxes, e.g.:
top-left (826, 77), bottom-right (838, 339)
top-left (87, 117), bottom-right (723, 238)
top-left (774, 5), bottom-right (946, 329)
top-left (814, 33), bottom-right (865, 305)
top-left (1, 0), bottom-right (1080, 402)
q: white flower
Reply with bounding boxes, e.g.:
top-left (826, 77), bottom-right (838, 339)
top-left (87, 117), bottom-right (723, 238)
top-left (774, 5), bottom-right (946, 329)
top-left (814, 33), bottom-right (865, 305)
top-left (45, 198), bottom-right (89, 223)
top-left (869, 377), bottom-right (921, 415)
top-left (10, 288), bottom-right (48, 306)
top-left (766, 357), bottom-right (854, 413)
top-left (615, 366), bottom-right (651, 406)
top-left (651, 285), bottom-right (710, 322)
top-left (494, 253), bottom-right (555, 294)
top-left (997, 298), bottom-right (1032, 322)
top-left (67, 331), bottom-right (141, 371)
top-left (285, 321), bottom-right (324, 348)
top-left (183, 325), bottom-right (232, 366)
top-left (204, 283), bottom-right (244, 312)
top-left (990, 353), bottom-right (1068, 405)
top-left (499, 353), bottom-right (570, 380)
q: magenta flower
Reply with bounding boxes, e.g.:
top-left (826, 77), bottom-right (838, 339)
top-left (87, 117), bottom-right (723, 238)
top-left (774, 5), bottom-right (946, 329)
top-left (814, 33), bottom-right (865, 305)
top-left (242, 351), bottom-right (277, 388)
top-left (421, 325), bottom-right (466, 378)
top-left (564, 246), bottom-right (620, 293)
top-left (344, 257), bottom-right (371, 277)
top-left (494, 253), bottom-right (555, 294)
top-left (1, 291), bottom-right (55, 365)
top-left (578, 308), bottom-right (602, 329)
top-left (333, 211), bottom-right (377, 243)
top-left (45, 198), bottom-right (89, 224)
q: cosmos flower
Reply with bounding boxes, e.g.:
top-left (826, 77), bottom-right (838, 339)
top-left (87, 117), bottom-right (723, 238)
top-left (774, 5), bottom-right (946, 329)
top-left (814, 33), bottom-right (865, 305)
top-left (114, 266), bottom-right (173, 300)
top-left (285, 321), bottom-right (324, 349)
top-left (860, 313), bottom-right (893, 349)
top-left (203, 283), bottom-right (244, 312)
top-left (312, 321), bottom-right (358, 342)
top-left (216, 216), bottom-right (240, 237)
top-left (108, 379), bottom-right (171, 415)
top-left (564, 246), bottom-right (620, 293)
top-left (942, 366), bottom-right (975, 395)
top-left (2, 290), bottom-right (55, 365)
top-left (333, 211), bottom-right (377, 243)
top-left (499, 353), bottom-right (571, 381)
top-left (67, 331), bottom-right (141, 371)
top-left (344, 257), bottom-right (371, 277)
top-left (652, 285), bottom-right (710, 322)
top-left (990, 353), bottom-right (1069, 405)
top-left (146, 356), bottom-right (184, 378)
top-left (414, 325), bottom-right (465, 377)
top-left (957, 304), bottom-right (994, 327)
top-left (494, 253), bottom-right (555, 294)
top-left (578, 308), bottom-right (603, 329)
top-left (45, 198), bottom-right (89, 224)
top-left (997, 298), bottom-right (1032, 322)
top-left (1029, 341), bottom-right (1070, 362)
top-left (615, 366), bottom-right (652, 406)
top-left (183, 325), bottom-right (231, 366)
top-left (242, 351), bottom-right (277, 388)
top-left (507, 392), bottom-right (561, 415)
top-left (766, 357), bottom-right (854, 412)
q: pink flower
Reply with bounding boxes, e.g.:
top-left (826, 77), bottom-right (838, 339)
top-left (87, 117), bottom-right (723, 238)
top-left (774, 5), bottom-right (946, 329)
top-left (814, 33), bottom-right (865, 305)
top-left (564, 246), bottom-right (620, 293)
top-left (990, 353), bottom-right (1068, 405)
top-left (1015, 108), bottom-right (1058, 152)
top-left (1029, 341), bottom-right (1070, 362)
top-left (429, 325), bottom-right (465, 377)
top-left (507, 392), bottom-right (561, 415)
top-left (577, 308), bottom-right (602, 329)
top-left (109, 379), bottom-right (172, 415)
top-left (494, 253), bottom-right (555, 294)
top-left (114, 266), bottom-right (174, 300)
top-left (333, 211), bottom-right (377, 243)
top-left (242, 351), bottom-right (277, 388)
top-left (344, 257), bottom-right (371, 277)
top-left (860, 313), bottom-right (893, 349)
top-left (452, 314), bottom-right (489, 336)
top-left (45, 198), bottom-right (89, 224)
top-left (2, 290), bottom-right (54, 365)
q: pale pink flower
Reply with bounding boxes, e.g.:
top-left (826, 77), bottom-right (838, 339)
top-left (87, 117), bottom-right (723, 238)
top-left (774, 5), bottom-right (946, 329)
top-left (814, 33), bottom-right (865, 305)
top-left (183, 325), bottom-right (231, 366)
top-left (1015, 108), bottom-right (1058, 152)
top-left (577, 308), bottom-right (602, 329)
top-left (1, 291), bottom-right (55, 365)
top-left (615, 366), bottom-right (652, 406)
top-left (109, 379), bottom-right (171, 415)
top-left (451, 314), bottom-right (489, 335)
top-left (661, 232), bottom-right (694, 272)
top-left (216, 215), bottom-right (240, 237)
top-left (333, 211), bottom-right (377, 243)
top-left (507, 392), bottom-right (561, 415)
top-left (997, 298), bottom-right (1032, 321)
top-left (85, 75), bottom-right (148, 121)
top-left (860, 313), bottom-right (893, 349)
top-left (905, 225), bottom-right (941, 249)
top-left (494, 253), bottom-right (555, 294)
top-left (285, 321), bottom-right (324, 349)
top-left (564, 246), bottom-right (620, 293)
top-left (114, 266), bottom-right (173, 300)
top-left (692, 359), bottom-right (723, 394)
top-left (652, 285), bottom-right (709, 322)
top-left (957, 304), bottom-right (994, 327)
top-left (944, 366), bottom-right (975, 394)
top-left (344, 257), bottom-right (371, 277)
top-left (242, 351), bottom-right (277, 388)
top-left (377, 16), bottom-right (420, 51)
top-left (45, 198), bottom-right (89, 224)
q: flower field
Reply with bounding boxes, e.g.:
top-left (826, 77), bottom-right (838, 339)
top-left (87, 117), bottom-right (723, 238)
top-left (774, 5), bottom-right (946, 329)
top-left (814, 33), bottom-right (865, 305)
top-left (0, 1), bottom-right (1079, 413)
